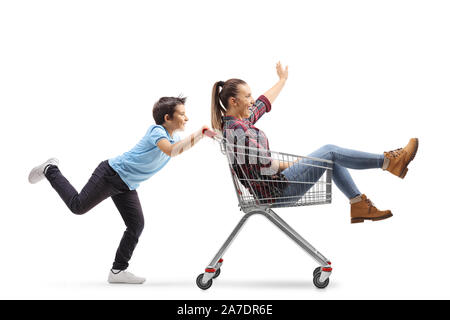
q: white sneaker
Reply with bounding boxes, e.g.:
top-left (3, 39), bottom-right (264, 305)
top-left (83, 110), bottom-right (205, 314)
top-left (28, 158), bottom-right (59, 184)
top-left (107, 269), bottom-right (146, 284)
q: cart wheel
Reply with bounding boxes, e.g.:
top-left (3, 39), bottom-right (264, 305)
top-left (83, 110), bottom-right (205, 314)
top-left (313, 272), bottom-right (330, 289)
top-left (196, 273), bottom-right (213, 290)
top-left (213, 268), bottom-right (221, 279)
top-left (313, 267), bottom-right (321, 277)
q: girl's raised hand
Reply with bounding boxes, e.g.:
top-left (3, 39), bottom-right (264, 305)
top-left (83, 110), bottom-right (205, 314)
top-left (276, 61), bottom-right (288, 81)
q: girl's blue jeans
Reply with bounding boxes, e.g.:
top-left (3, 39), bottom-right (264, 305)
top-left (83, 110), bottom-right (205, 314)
top-left (281, 144), bottom-right (385, 200)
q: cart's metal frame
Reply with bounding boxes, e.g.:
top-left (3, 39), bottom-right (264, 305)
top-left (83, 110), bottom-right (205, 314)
top-left (197, 137), bottom-right (334, 289)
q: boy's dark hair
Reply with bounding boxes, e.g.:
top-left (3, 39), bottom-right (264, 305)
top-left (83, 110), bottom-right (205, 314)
top-left (152, 96), bottom-right (187, 125)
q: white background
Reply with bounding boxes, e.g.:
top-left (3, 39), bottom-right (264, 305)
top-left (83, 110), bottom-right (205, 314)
top-left (1, 0), bottom-right (449, 300)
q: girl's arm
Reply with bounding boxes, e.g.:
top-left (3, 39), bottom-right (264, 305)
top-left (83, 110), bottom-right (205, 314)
top-left (157, 125), bottom-right (208, 157)
top-left (272, 157), bottom-right (302, 173)
top-left (270, 159), bottom-right (291, 173)
top-left (263, 61), bottom-right (289, 104)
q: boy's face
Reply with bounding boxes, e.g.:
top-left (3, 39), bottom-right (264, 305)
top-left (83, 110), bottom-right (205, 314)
top-left (166, 104), bottom-right (189, 131)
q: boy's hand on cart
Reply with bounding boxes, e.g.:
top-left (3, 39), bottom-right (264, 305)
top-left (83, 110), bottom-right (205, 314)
top-left (202, 126), bottom-right (217, 138)
top-left (202, 126), bottom-right (224, 142)
top-left (201, 125), bottom-right (210, 136)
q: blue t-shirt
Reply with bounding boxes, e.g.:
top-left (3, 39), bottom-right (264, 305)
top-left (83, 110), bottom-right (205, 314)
top-left (108, 125), bottom-right (180, 190)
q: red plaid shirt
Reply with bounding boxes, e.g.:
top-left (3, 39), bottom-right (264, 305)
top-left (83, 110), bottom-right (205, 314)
top-left (222, 95), bottom-right (271, 150)
top-left (223, 95), bottom-right (284, 203)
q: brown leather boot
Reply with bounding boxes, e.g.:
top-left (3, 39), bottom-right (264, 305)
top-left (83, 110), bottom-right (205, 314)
top-left (350, 194), bottom-right (393, 224)
top-left (383, 138), bottom-right (419, 179)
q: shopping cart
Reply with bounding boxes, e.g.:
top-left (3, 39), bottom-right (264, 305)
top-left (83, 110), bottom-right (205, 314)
top-left (196, 129), bottom-right (334, 289)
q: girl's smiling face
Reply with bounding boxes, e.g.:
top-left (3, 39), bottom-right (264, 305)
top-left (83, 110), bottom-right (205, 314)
top-left (230, 84), bottom-right (255, 118)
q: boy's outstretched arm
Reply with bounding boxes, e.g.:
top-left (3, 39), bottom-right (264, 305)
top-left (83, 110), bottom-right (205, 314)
top-left (157, 125), bottom-right (209, 157)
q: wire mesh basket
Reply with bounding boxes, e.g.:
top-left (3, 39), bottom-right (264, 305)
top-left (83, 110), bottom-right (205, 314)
top-left (220, 140), bottom-right (333, 211)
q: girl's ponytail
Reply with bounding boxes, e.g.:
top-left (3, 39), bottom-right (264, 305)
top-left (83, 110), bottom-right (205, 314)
top-left (211, 81), bottom-right (226, 130)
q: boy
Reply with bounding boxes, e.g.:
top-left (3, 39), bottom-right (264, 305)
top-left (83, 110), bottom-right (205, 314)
top-left (28, 96), bottom-right (208, 284)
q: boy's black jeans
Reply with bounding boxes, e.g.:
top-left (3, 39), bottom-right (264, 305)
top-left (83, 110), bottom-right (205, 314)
top-left (45, 160), bottom-right (144, 270)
